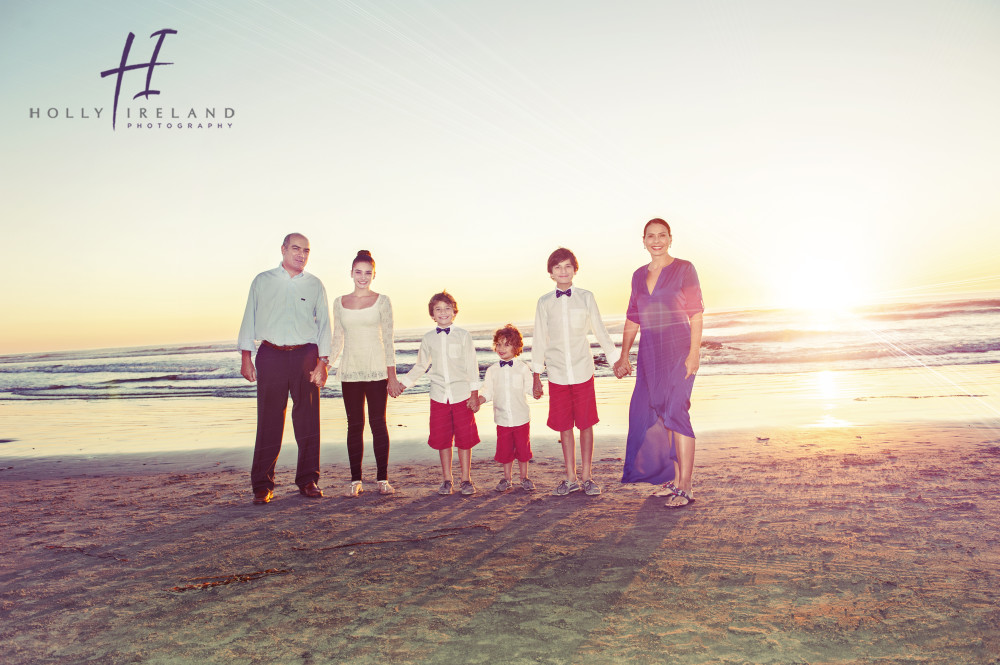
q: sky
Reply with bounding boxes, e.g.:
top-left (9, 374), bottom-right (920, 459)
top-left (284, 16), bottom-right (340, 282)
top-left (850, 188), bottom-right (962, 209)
top-left (2, 0), bottom-right (999, 354)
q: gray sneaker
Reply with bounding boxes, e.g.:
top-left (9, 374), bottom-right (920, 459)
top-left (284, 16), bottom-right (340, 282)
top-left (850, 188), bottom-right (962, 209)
top-left (460, 480), bottom-right (477, 495)
top-left (552, 480), bottom-right (582, 496)
top-left (582, 479), bottom-right (602, 496)
top-left (437, 480), bottom-right (453, 495)
top-left (495, 478), bottom-right (513, 492)
top-left (521, 478), bottom-right (536, 492)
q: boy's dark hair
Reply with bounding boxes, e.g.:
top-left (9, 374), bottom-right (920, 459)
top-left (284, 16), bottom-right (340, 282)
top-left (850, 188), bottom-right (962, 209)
top-left (428, 291), bottom-right (458, 317)
top-left (492, 324), bottom-right (524, 357)
top-left (547, 247), bottom-right (579, 273)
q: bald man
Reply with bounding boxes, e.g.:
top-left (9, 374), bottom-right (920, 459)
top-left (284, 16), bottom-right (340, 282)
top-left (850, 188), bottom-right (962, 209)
top-left (238, 233), bottom-right (331, 504)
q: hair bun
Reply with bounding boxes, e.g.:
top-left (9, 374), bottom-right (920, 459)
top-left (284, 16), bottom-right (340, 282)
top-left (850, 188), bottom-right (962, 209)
top-left (356, 249), bottom-right (372, 258)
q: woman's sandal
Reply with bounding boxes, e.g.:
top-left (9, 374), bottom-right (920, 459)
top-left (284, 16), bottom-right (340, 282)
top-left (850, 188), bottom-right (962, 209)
top-left (653, 481), bottom-right (679, 497)
top-left (665, 488), bottom-right (694, 509)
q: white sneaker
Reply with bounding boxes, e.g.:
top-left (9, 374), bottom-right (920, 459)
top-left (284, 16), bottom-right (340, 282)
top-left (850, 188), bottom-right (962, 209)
top-left (345, 480), bottom-right (363, 497)
top-left (378, 480), bottom-right (395, 495)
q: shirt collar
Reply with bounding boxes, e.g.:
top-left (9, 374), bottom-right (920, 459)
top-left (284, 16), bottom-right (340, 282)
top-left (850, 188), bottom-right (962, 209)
top-left (277, 263), bottom-right (306, 279)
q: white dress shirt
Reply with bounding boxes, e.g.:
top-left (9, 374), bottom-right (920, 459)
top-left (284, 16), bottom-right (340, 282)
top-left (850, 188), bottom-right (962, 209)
top-left (238, 264), bottom-right (332, 357)
top-left (480, 359), bottom-right (533, 427)
top-left (400, 325), bottom-right (481, 404)
top-left (330, 294), bottom-right (396, 382)
top-left (531, 285), bottom-right (618, 385)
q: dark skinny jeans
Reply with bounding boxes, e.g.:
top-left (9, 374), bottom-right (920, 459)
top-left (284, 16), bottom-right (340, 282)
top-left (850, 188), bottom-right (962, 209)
top-left (341, 379), bottom-right (390, 482)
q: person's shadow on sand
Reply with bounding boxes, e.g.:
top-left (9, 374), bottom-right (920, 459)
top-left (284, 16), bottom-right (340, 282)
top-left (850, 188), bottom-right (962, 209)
top-left (246, 487), bottom-right (679, 663)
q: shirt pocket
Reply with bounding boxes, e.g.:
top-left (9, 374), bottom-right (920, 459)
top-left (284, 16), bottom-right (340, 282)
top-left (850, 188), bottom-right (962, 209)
top-left (569, 308), bottom-right (588, 331)
top-left (448, 342), bottom-right (463, 359)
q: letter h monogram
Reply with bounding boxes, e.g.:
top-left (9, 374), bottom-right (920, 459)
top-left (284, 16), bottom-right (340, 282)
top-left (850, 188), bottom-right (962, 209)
top-left (100, 29), bottom-right (177, 130)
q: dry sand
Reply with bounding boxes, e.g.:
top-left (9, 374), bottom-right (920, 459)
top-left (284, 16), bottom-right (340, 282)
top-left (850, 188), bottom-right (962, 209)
top-left (3, 423), bottom-right (1000, 664)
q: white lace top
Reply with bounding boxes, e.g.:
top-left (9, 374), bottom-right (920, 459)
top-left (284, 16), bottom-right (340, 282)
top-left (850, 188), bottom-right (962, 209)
top-left (330, 294), bottom-right (396, 383)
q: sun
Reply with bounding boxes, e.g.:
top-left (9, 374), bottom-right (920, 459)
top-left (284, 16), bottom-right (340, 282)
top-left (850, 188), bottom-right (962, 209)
top-left (775, 258), bottom-right (867, 312)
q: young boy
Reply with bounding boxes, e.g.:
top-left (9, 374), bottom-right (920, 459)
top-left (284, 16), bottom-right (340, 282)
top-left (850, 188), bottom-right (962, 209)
top-left (399, 291), bottom-right (481, 495)
top-left (471, 324), bottom-right (536, 492)
top-left (532, 247), bottom-right (620, 496)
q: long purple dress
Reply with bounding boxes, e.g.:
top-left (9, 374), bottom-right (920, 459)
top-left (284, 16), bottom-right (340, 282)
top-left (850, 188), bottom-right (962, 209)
top-left (621, 259), bottom-right (703, 485)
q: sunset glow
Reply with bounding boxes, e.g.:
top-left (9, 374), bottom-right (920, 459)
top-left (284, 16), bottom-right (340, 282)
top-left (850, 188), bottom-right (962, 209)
top-left (775, 258), bottom-right (868, 311)
top-left (2, 1), bottom-right (1000, 353)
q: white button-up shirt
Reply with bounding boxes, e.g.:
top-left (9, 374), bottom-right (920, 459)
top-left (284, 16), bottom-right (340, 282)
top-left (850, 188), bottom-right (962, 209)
top-left (480, 358), bottom-right (533, 427)
top-left (531, 286), bottom-right (618, 385)
top-left (237, 264), bottom-right (332, 357)
top-left (400, 325), bottom-right (481, 404)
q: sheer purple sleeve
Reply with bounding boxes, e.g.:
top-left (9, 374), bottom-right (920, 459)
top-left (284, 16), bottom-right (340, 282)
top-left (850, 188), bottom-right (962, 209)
top-left (682, 262), bottom-right (704, 318)
top-left (626, 269), bottom-right (641, 323)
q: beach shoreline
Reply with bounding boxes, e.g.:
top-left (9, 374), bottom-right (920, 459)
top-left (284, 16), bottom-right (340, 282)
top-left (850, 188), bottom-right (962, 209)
top-left (3, 420), bottom-right (1000, 664)
top-left (3, 362), bottom-right (998, 464)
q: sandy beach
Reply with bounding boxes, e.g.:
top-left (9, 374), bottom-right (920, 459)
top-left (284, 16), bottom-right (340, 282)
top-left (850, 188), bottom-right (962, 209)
top-left (3, 412), bottom-right (1000, 664)
top-left (5, 0), bottom-right (1000, 660)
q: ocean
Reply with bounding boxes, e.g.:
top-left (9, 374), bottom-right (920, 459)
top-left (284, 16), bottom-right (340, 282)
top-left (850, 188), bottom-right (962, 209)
top-left (2, 294), bottom-right (998, 402)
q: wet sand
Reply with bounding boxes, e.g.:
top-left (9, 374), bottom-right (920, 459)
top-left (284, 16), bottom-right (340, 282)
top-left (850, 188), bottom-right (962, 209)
top-left (3, 422), bottom-right (1000, 664)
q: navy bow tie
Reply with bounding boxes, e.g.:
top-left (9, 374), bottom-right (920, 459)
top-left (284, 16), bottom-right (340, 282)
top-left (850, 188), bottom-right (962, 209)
top-left (499, 360), bottom-right (513, 367)
top-left (436, 327), bottom-right (451, 334)
top-left (556, 288), bottom-right (572, 298)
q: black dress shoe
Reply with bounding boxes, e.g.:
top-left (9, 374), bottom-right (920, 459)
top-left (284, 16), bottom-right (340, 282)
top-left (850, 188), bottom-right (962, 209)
top-left (299, 482), bottom-right (324, 498)
top-left (253, 489), bottom-right (274, 505)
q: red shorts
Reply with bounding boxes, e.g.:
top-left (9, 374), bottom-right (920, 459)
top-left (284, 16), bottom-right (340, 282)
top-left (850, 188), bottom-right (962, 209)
top-left (494, 423), bottom-right (532, 464)
top-left (547, 376), bottom-right (599, 432)
top-left (428, 399), bottom-right (480, 450)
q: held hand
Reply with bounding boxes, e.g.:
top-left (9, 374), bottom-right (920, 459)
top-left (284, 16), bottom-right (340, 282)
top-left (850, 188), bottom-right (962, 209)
top-left (532, 375), bottom-right (544, 400)
top-left (309, 362), bottom-right (329, 388)
top-left (467, 398), bottom-right (481, 413)
top-left (613, 356), bottom-right (633, 379)
top-left (684, 353), bottom-right (700, 380)
top-left (240, 355), bottom-right (257, 383)
top-left (387, 377), bottom-right (405, 398)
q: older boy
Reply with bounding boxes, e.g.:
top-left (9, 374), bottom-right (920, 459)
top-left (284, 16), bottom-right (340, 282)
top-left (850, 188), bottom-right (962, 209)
top-left (532, 248), bottom-right (619, 496)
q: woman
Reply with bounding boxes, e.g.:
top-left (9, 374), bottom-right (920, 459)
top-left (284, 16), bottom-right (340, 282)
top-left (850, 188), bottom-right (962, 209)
top-left (330, 250), bottom-right (404, 496)
top-left (614, 219), bottom-right (704, 508)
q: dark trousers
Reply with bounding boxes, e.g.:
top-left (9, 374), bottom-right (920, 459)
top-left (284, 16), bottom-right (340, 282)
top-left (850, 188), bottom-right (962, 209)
top-left (250, 343), bottom-right (321, 492)
top-left (342, 379), bottom-right (390, 481)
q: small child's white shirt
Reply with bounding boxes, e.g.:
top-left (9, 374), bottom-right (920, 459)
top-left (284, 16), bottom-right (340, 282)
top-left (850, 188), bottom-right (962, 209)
top-left (480, 358), bottom-right (532, 427)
